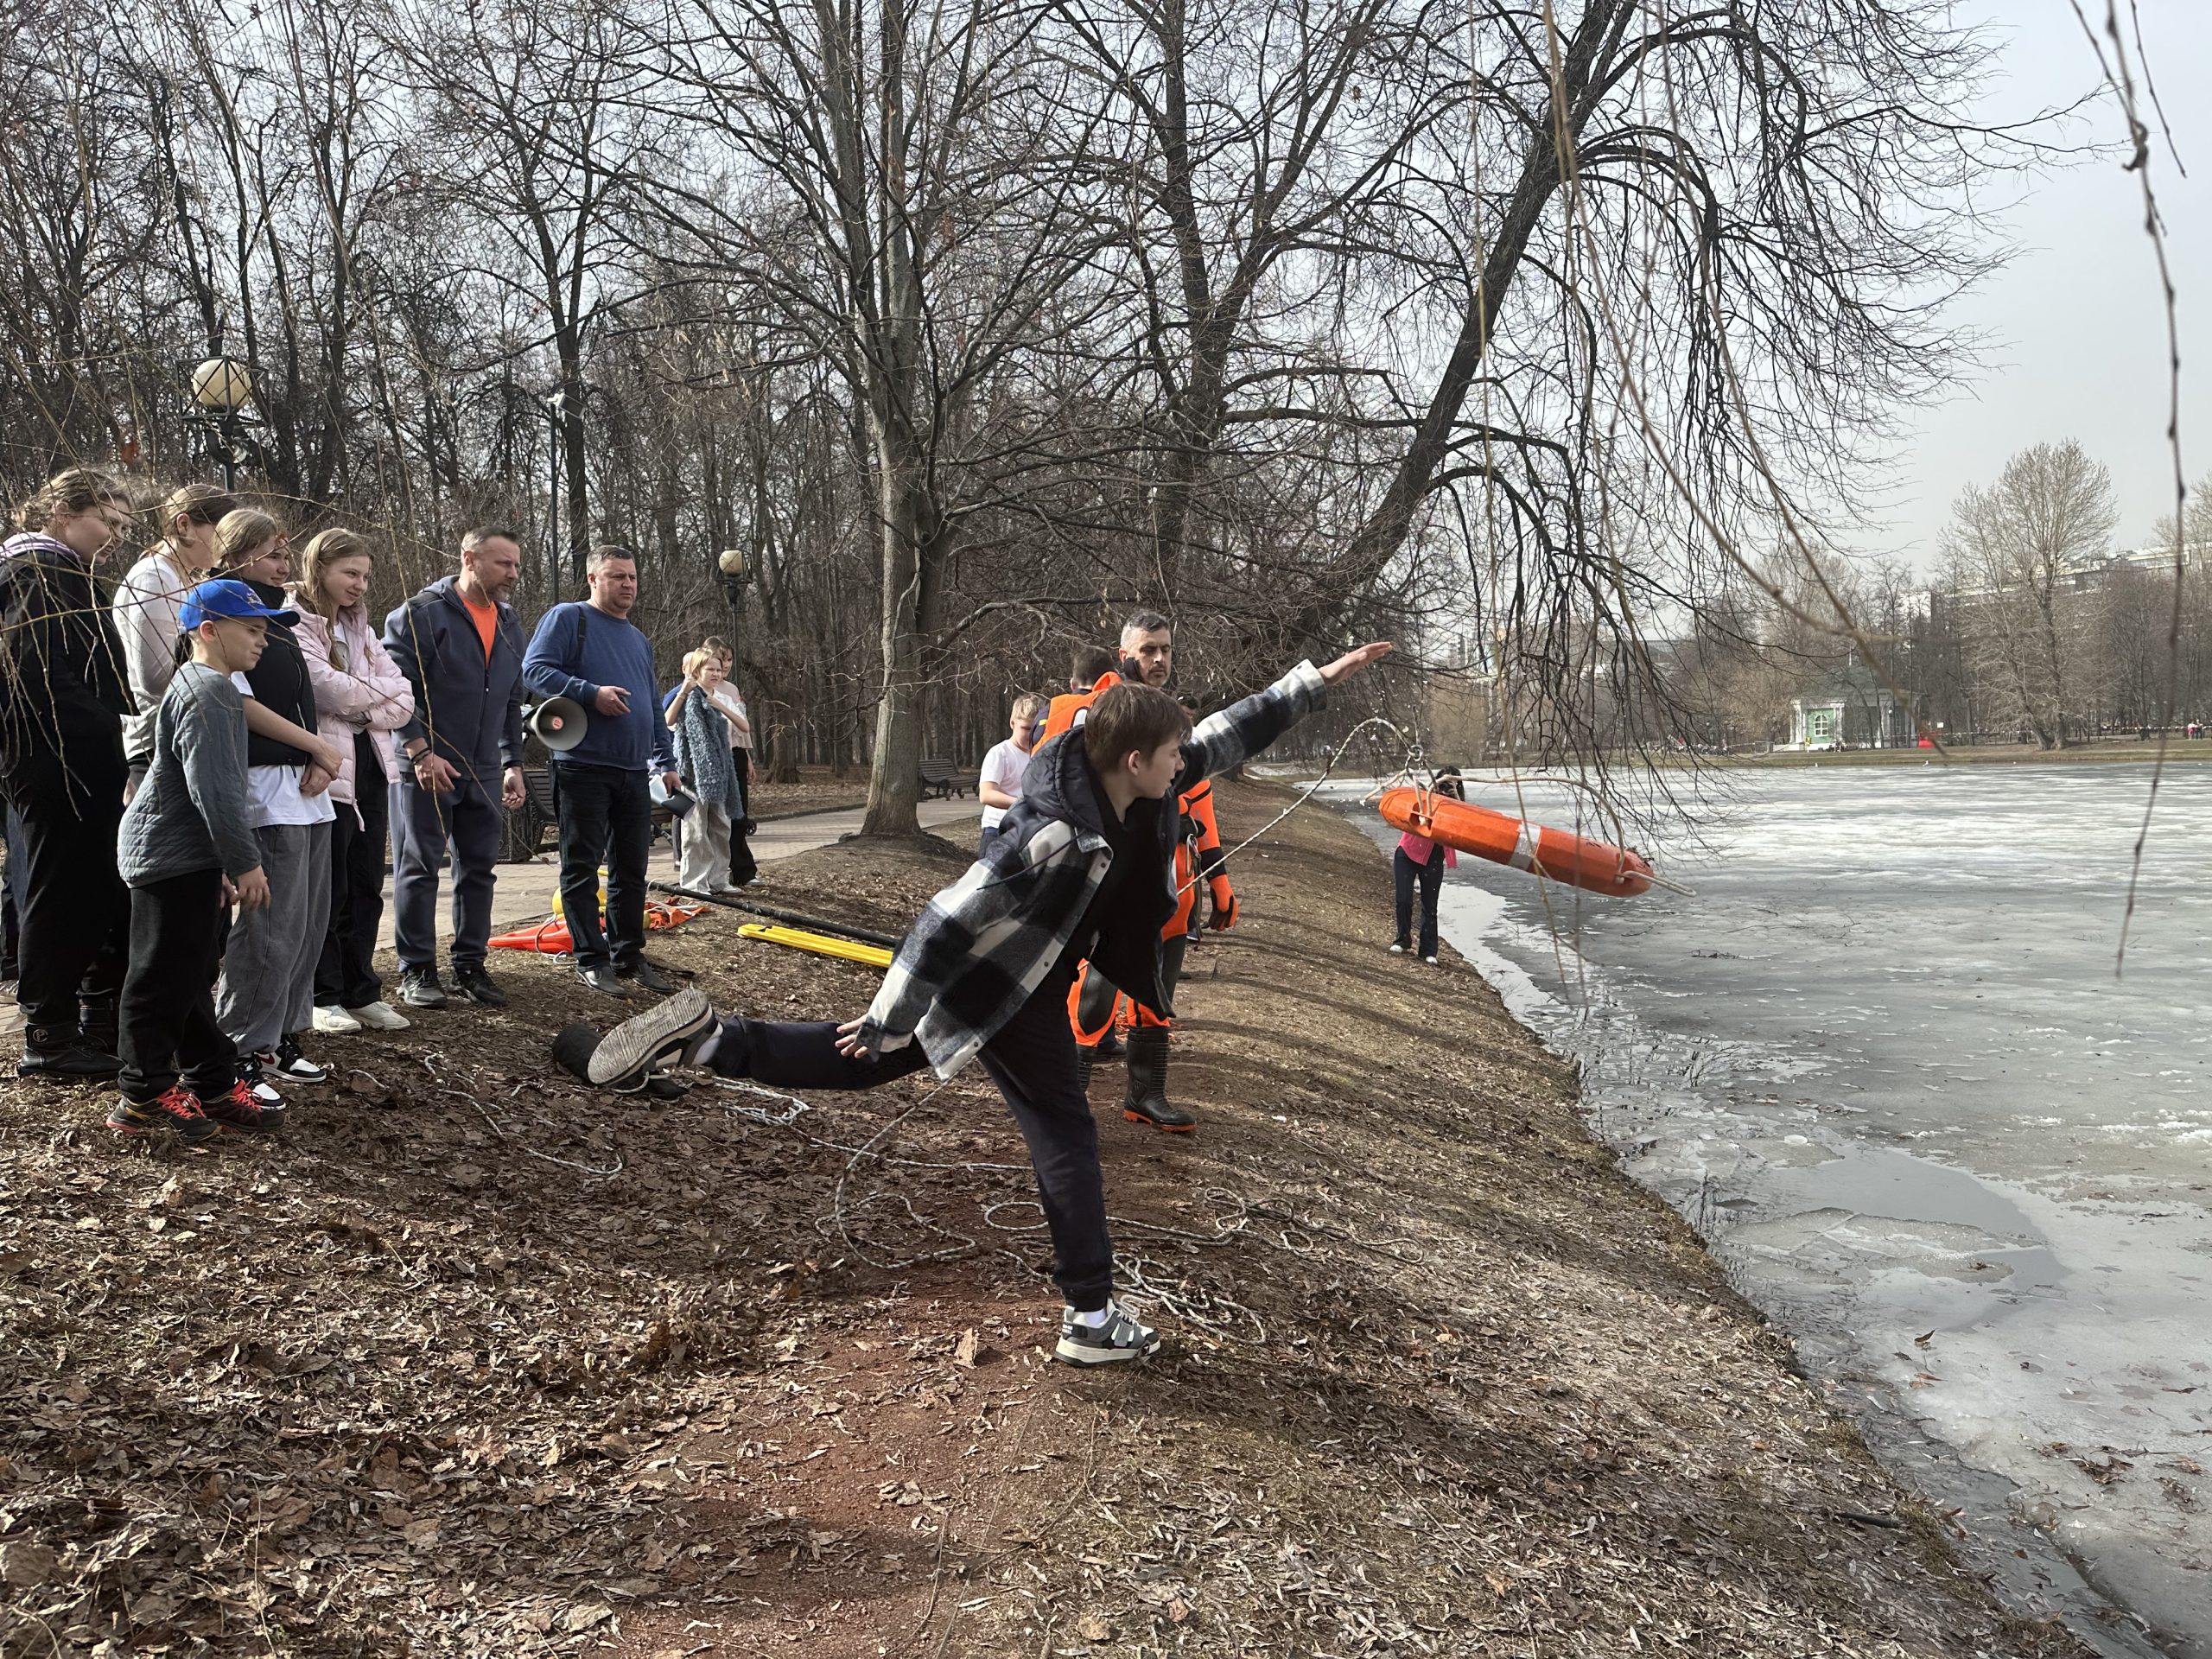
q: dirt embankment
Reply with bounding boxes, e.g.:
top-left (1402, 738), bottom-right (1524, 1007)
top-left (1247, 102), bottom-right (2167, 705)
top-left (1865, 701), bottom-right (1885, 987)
top-left (0, 781), bottom-right (2091, 1657)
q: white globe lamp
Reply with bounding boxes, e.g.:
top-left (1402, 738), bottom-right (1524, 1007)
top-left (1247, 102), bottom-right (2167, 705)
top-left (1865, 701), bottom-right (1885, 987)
top-left (190, 357), bottom-right (253, 411)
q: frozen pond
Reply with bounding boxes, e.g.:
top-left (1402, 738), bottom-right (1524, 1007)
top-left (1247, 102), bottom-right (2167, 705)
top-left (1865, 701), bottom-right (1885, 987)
top-left (1342, 763), bottom-right (2212, 1658)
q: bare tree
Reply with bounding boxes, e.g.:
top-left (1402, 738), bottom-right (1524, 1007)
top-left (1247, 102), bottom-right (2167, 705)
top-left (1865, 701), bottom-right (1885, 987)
top-left (1940, 440), bottom-right (2117, 748)
top-left (641, 0), bottom-right (1128, 833)
top-left (1313, 1), bottom-right (2028, 765)
top-left (380, 0), bottom-right (669, 582)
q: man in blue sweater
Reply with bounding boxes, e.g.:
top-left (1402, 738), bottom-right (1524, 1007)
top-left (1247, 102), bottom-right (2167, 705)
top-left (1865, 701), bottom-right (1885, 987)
top-left (522, 545), bottom-right (682, 998)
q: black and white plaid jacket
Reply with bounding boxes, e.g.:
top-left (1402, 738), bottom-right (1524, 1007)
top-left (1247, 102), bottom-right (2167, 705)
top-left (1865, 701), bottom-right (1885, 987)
top-left (855, 659), bottom-right (1328, 1077)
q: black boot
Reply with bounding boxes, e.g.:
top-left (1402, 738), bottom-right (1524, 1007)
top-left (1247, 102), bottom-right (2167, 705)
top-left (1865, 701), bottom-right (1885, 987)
top-left (19, 1025), bottom-right (121, 1081)
top-left (79, 996), bottom-right (119, 1058)
top-left (1122, 1027), bottom-right (1195, 1133)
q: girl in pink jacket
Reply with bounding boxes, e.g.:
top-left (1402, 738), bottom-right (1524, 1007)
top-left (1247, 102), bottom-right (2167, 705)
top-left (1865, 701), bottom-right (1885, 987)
top-left (290, 531), bottom-right (416, 1034)
top-left (1390, 768), bottom-right (1462, 964)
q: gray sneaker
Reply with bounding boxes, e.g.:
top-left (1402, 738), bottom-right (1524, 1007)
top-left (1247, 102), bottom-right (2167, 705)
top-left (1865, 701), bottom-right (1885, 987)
top-left (1054, 1298), bottom-right (1160, 1367)
top-left (586, 987), bottom-right (719, 1088)
top-left (398, 969), bottom-right (448, 1010)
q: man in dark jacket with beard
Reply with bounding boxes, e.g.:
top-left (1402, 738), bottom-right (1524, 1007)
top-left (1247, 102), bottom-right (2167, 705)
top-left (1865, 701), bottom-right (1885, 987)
top-left (0, 471), bottom-right (136, 1077)
top-left (382, 527), bottom-right (527, 1010)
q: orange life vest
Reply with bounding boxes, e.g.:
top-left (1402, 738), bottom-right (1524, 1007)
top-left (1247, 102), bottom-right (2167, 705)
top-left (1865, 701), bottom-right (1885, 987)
top-left (1039, 670), bottom-right (1119, 744)
top-left (1046, 667), bottom-right (1236, 1040)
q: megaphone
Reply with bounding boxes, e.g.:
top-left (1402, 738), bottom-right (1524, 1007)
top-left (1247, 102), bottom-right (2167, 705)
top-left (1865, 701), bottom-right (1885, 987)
top-left (525, 696), bottom-right (589, 753)
top-left (650, 773), bottom-right (698, 819)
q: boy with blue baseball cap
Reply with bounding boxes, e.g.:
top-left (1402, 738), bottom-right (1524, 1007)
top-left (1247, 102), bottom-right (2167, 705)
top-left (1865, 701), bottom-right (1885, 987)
top-left (107, 580), bottom-right (290, 1142)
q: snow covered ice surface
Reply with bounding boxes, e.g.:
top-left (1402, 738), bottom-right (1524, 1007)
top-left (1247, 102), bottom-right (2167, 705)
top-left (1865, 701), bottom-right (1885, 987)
top-left (1340, 764), bottom-right (2212, 1658)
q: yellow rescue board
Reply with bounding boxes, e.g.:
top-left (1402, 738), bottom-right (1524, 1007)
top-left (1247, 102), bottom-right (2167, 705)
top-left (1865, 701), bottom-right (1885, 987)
top-left (737, 923), bottom-right (894, 969)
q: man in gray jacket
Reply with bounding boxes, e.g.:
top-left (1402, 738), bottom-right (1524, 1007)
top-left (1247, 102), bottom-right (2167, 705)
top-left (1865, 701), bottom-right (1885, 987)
top-left (382, 528), bottom-right (527, 1009)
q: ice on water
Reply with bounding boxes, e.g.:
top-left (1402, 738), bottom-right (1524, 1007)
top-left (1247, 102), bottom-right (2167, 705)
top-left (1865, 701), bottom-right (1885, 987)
top-left (1344, 764), bottom-right (2212, 1659)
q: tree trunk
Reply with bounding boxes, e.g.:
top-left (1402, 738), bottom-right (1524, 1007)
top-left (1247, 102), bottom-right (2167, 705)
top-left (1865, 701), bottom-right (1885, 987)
top-left (555, 358), bottom-right (590, 587)
top-left (855, 0), bottom-right (938, 837)
top-left (861, 426), bottom-right (941, 835)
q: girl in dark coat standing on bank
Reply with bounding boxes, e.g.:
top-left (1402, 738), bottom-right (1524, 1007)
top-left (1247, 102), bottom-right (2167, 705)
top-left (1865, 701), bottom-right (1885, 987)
top-left (0, 470), bottom-right (135, 1077)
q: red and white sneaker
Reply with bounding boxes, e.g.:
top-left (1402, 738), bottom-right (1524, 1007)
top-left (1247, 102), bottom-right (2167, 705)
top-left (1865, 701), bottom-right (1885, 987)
top-left (106, 1085), bottom-right (220, 1146)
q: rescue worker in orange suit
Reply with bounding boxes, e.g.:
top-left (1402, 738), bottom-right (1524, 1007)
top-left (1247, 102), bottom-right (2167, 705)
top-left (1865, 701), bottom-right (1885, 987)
top-left (1045, 645), bottom-right (1127, 1059)
top-left (1039, 613), bottom-right (1236, 1131)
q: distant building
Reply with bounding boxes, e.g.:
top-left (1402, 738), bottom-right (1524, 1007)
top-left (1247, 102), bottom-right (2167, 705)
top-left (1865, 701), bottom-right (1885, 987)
top-left (1780, 662), bottom-right (1918, 751)
top-left (1946, 540), bottom-right (2208, 604)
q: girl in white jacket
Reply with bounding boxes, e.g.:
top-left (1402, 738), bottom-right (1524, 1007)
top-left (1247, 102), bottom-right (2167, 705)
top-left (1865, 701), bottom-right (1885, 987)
top-left (290, 530), bottom-right (416, 1033)
top-left (111, 483), bottom-right (236, 798)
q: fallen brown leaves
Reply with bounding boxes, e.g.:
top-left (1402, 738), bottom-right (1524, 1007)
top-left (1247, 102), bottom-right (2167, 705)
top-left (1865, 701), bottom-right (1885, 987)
top-left (0, 791), bottom-right (2094, 1657)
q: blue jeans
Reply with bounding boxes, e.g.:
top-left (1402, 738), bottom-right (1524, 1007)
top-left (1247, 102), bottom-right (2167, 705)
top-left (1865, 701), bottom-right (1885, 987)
top-left (391, 772), bottom-right (502, 974)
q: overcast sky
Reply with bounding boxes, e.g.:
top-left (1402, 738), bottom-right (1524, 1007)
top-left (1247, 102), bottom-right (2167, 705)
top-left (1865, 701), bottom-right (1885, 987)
top-left (1872, 0), bottom-right (2210, 569)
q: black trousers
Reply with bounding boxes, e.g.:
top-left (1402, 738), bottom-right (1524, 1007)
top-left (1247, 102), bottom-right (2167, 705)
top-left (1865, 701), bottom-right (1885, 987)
top-left (552, 762), bottom-right (652, 971)
top-left (709, 974), bottom-right (1115, 1310)
top-left (1394, 846), bottom-right (1444, 958)
top-left (317, 734), bottom-right (390, 1009)
top-left (728, 749), bottom-right (758, 887)
top-left (2, 805), bottom-right (22, 977)
top-left (118, 868), bottom-right (235, 1103)
top-left (3, 748), bottom-right (129, 1035)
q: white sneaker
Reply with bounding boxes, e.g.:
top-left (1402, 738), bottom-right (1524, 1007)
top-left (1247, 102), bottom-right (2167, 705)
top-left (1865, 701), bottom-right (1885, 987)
top-left (1423, 955), bottom-right (1440, 966)
top-left (1388, 943), bottom-right (1406, 955)
top-left (347, 1001), bottom-right (411, 1032)
top-left (1055, 1298), bottom-right (1160, 1367)
top-left (312, 1005), bottom-right (363, 1034)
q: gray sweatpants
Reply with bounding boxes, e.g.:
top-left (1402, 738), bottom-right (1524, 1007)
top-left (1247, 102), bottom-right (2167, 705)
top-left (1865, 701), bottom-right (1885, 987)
top-left (676, 804), bottom-right (733, 893)
top-left (217, 822), bottom-right (334, 1056)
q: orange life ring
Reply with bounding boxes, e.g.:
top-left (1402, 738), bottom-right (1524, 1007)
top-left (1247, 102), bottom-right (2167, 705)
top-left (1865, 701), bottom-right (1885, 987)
top-left (1376, 786), bottom-right (1653, 899)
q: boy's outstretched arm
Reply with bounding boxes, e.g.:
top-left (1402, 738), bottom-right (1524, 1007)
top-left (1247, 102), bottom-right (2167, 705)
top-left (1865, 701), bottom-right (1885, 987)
top-left (1319, 642), bottom-right (1393, 684)
top-left (1183, 641), bottom-right (1392, 784)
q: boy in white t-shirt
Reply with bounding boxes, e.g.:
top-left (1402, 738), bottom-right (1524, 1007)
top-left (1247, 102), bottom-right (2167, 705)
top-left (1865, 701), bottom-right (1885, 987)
top-left (976, 693), bottom-right (1046, 849)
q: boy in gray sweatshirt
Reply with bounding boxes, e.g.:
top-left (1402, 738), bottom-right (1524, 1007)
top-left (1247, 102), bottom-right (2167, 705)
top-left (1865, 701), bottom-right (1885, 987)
top-left (109, 580), bottom-right (288, 1142)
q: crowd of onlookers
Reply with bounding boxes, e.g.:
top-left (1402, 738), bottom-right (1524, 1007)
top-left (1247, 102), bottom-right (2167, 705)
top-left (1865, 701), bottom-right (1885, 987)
top-left (0, 467), bottom-right (759, 1141)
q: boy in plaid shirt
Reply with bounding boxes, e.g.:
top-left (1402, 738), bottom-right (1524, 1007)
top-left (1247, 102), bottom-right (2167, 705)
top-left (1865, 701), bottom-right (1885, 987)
top-left (582, 643), bottom-right (1389, 1363)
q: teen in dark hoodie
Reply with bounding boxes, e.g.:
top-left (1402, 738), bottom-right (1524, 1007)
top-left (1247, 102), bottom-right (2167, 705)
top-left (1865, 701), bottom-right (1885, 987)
top-left (576, 642), bottom-right (1391, 1367)
top-left (0, 469), bottom-right (136, 1077)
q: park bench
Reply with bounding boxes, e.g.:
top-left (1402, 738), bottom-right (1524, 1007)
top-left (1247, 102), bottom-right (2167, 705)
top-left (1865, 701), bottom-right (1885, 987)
top-left (918, 757), bottom-right (969, 799)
